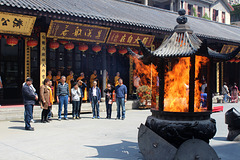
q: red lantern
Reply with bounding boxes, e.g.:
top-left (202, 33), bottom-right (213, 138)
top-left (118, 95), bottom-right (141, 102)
top-left (59, 40), bottom-right (68, 45)
top-left (107, 46), bottom-right (116, 54)
top-left (228, 59), bottom-right (235, 63)
top-left (64, 42), bottom-right (74, 50)
top-left (119, 48), bottom-right (127, 55)
top-left (78, 43), bottom-right (88, 52)
top-left (27, 39), bottom-right (38, 47)
top-left (92, 45), bottom-right (102, 53)
top-left (132, 48), bottom-right (139, 54)
top-left (235, 59), bottom-right (240, 63)
top-left (6, 37), bottom-right (18, 46)
top-left (49, 41), bottom-right (60, 50)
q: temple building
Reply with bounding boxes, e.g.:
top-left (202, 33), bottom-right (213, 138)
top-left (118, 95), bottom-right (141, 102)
top-left (127, 0), bottom-right (233, 24)
top-left (0, 0), bottom-right (239, 105)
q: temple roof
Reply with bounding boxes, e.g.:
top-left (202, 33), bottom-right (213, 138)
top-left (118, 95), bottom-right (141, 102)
top-left (0, 0), bottom-right (240, 43)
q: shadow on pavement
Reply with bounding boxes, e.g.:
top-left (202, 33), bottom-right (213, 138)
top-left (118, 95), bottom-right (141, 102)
top-left (10, 120), bottom-right (24, 123)
top-left (213, 143), bottom-right (240, 160)
top-left (8, 126), bottom-right (26, 130)
top-left (213, 137), bottom-right (227, 141)
top-left (85, 140), bottom-right (143, 160)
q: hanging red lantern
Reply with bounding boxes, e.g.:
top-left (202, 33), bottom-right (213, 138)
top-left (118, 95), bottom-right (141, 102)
top-left (6, 37), bottom-right (18, 46)
top-left (78, 43), bottom-right (88, 52)
top-left (49, 41), bottom-right (60, 50)
top-left (235, 59), bottom-right (240, 63)
top-left (27, 39), bottom-right (38, 47)
top-left (92, 45), bottom-right (102, 53)
top-left (118, 48), bottom-right (127, 55)
top-left (59, 40), bottom-right (68, 45)
top-left (64, 42), bottom-right (74, 50)
top-left (132, 48), bottom-right (139, 54)
top-left (228, 59), bottom-right (235, 63)
top-left (107, 46), bottom-right (116, 54)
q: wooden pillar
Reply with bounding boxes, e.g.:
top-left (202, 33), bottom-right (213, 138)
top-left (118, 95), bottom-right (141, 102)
top-left (24, 38), bottom-right (31, 80)
top-left (102, 45), bottom-right (107, 97)
top-left (158, 58), bottom-right (165, 111)
top-left (207, 58), bottom-right (213, 111)
top-left (40, 32), bottom-right (47, 86)
top-left (144, 0), bottom-right (148, 6)
top-left (221, 62), bottom-right (224, 90)
top-left (216, 62), bottom-right (220, 93)
top-left (170, 0), bottom-right (174, 11)
top-left (189, 55), bottom-right (195, 112)
top-left (129, 56), bottom-right (134, 94)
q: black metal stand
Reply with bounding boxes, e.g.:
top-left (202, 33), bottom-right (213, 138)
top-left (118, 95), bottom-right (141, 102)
top-left (189, 55), bottom-right (195, 112)
top-left (158, 58), bottom-right (165, 111)
top-left (207, 58), bottom-right (213, 111)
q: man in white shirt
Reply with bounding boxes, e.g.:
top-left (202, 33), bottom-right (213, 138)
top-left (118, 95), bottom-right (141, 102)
top-left (89, 81), bottom-right (101, 119)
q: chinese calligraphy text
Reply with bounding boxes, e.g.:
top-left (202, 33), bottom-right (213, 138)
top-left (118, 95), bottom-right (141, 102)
top-left (47, 20), bottom-right (110, 43)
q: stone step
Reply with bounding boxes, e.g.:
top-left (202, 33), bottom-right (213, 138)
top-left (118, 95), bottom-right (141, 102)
top-left (0, 100), bottom-right (136, 121)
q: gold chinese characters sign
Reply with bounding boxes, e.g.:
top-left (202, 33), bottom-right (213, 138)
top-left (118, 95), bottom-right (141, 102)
top-left (40, 32), bottom-right (47, 86)
top-left (220, 44), bottom-right (240, 56)
top-left (106, 30), bottom-right (155, 47)
top-left (47, 20), bottom-right (110, 43)
top-left (25, 38), bottom-right (31, 80)
top-left (0, 12), bottom-right (36, 36)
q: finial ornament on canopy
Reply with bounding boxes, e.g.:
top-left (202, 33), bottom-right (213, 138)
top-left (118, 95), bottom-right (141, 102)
top-left (176, 9), bottom-right (187, 24)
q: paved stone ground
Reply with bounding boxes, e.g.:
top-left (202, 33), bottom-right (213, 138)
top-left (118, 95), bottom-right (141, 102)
top-left (0, 103), bottom-right (240, 160)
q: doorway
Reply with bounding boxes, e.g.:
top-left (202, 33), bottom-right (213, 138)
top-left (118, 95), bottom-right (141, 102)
top-left (0, 38), bottom-right (24, 104)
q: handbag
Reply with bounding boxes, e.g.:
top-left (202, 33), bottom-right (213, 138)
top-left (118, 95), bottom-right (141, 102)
top-left (108, 99), bottom-right (113, 104)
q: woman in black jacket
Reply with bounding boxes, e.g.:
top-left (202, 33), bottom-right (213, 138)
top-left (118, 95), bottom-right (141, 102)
top-left (104, 84), bottom-right (114, 119)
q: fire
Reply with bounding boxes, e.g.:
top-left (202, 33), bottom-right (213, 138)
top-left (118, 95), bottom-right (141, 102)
top-left (131, 56), bottom-right (158, 107)
top-left (164, 56), bottom-right (208, 112)
top-left (132, 53), bottom-right (208, 112)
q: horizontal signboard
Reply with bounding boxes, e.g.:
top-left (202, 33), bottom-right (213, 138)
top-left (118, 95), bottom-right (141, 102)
top-left (0, 12), bottom-right (36, 36)
top-left (47, 20), bottom-right (110, 43)
top-left (106, 30), bottom-right (155, 47)
top-left (221, 44), bottom-right (240, 57)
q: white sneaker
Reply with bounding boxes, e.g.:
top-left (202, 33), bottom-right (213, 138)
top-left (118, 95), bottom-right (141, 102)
top-left (30, 119), bottom-right (35, 123)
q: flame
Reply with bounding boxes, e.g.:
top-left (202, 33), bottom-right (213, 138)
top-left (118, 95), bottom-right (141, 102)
top-left (164, 56), bottom-right (208, 112)
top-left (132, 53), bottom-right (208, 112)
top-left (195, 56), bottom-right (209, 110)
top-left (132, 56), bottom-right (158, 107)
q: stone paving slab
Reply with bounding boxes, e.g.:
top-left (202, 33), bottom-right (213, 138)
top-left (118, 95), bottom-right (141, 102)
top-left (0, 103), bottom-right (239, 160)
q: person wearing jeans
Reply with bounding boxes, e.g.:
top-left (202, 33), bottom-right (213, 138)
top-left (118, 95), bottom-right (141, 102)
top-left (115, 78), bottom-right (127, 120)
top-left (56, 76), bottom-right (70, 120)
top-left (22, 78), bottom-right (38, 131)
top-left (89, 81), bottom-right (101, 119)
top-left (222, 82), bottom-right (229, 103)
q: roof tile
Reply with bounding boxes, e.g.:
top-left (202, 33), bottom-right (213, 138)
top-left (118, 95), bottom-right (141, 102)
top-left (0, 0), bottom-right (239, 43)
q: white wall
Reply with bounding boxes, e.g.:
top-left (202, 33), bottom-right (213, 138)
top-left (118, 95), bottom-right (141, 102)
top-left (211, 0), bottom-right (231, 24)
top-left (183, 0), bottom-right (211, 18)
top-left (183, 0), bottom-right (231, 24)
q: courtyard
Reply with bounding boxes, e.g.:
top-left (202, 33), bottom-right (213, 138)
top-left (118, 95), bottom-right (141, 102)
top-left (0, 103), bottom-right (240, 160)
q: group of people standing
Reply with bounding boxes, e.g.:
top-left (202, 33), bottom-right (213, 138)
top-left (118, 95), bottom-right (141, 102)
top-left (222, 82), bottom-right (239, 103)
top-left (22, 70), bottom-right (127, 131)
top-left (200, 80), bottom-right (239, 108)
top-left (88, 78), bottom-right (127, 120)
